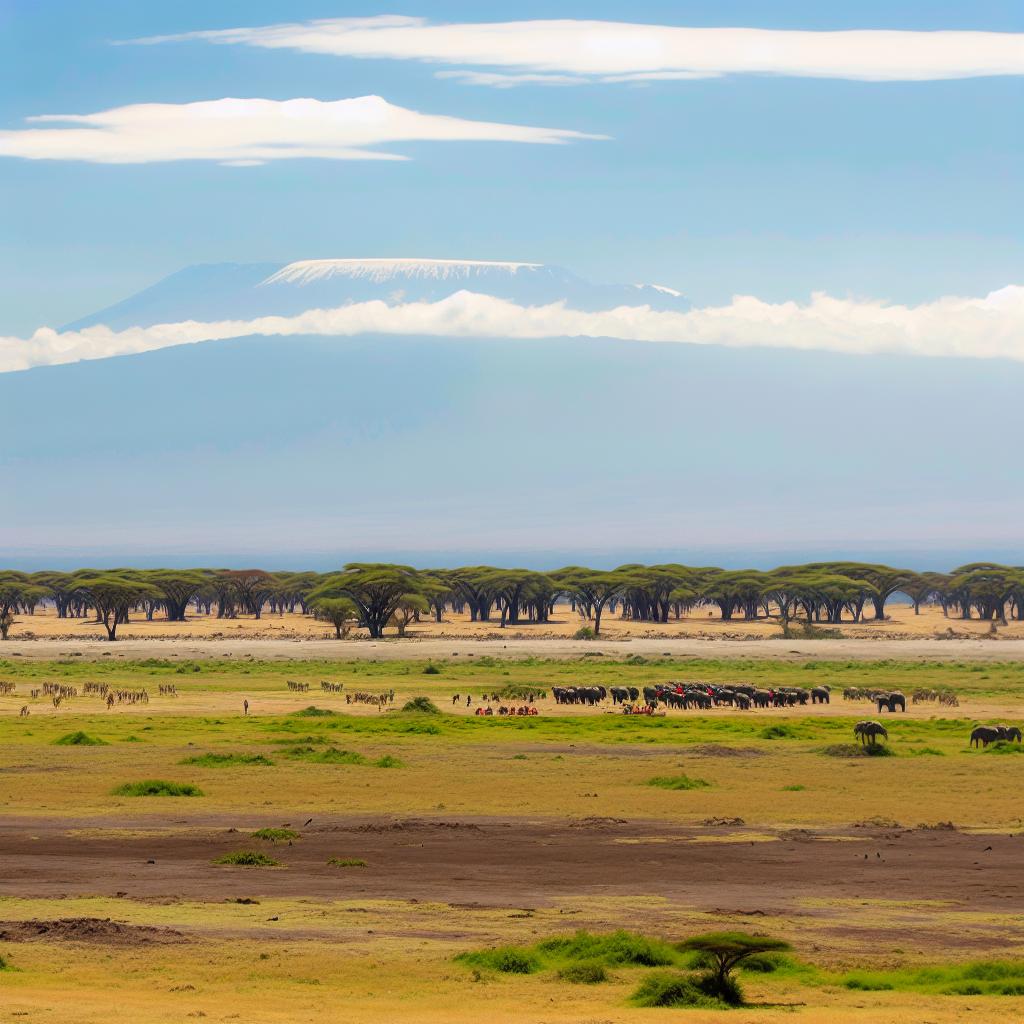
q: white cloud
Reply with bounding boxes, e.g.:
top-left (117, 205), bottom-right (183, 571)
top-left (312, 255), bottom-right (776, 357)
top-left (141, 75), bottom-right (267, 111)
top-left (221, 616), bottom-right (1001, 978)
top-left (4, 285), bottom-right (1024, 374)
top-left (138, 16), bottom-right (1024, 85)
top-left (0, 95), bottom-right (602, 165)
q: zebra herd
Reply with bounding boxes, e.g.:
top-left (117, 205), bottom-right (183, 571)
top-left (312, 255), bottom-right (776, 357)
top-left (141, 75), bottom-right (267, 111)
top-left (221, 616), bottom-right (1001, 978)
top-left (5, 680), bottom-right (159, 714)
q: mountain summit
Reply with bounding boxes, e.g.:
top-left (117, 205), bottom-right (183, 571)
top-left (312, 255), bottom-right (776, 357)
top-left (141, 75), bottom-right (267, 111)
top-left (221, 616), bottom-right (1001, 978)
top-left (64, 259), bottom-right (689, 331)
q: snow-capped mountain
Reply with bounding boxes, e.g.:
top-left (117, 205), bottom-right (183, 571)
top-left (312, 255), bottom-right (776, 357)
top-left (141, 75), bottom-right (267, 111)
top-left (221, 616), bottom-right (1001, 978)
top-left (63, 258), bottom-right (689, 331)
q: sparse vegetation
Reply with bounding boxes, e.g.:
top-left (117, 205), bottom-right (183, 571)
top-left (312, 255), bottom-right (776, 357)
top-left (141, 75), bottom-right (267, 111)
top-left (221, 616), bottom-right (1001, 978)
top-left (214, 850), bottom-right (280, 866)
top-left (327, 857), bottom-right (367, 868)
top-left (181, 752), bottom-right (274, 766)
top-left (53, 731), bottom-right (107, 746)
top-left (645, 774), bottom-right (711, 790)
top-left (251, 827), bottom-right (299, 842)
top-left (402, 696), bottom-right (440, 714)
top-left (111, 779), bottom-right (202, 797)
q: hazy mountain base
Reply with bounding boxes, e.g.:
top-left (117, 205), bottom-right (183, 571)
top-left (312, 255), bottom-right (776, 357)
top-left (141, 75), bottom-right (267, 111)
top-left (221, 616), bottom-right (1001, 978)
top-left (3, 334), bottom-right (1022, 559)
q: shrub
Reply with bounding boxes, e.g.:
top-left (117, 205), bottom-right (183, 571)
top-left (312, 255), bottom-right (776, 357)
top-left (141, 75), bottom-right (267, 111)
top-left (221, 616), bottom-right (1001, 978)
top-left (906, 747), bottom-right (945, 757)
top-left (456, 947), bottom-right (540, 974)
top-left (646, 774), bottom-right (711, 791)
top-left (112, 780), bottom-right (202, 797)
top-left (821, 743), bottom-right (893, 758)
top-left (252, 827), bottom-right (299, 842)
top-left (402, 696), bottom-right (440, 714)
top-left (374, 755), bottom-right (404, 768)
top-left (327, 857), bottom-right (367, 868)
top-left (53, 731), bottom-right (107, 746)
top-left (985, 742), bottom-right (1024, 755)
top-left (282, 745), bottom-right (367, 764)
top-left (215, 850), bottom-right (279, 867)
top-left (573, 626), bottom-right (596, 640)
top-left (630, 972), bottom-right (722, 1008)
top-left (781, 784), bottom-right (806, 791)
top-left (292, 706), bottom-right (337, 717)
top-left (558, 962), bottom-right (607, 984)
top-left (180, 753), bottom-right (274, 767)
top-left (422, 663), bottom-right (441, 674)
top-left (538, 930), bottom-right (676, 967)
top-left (761, 725), bottom-right (798, 739)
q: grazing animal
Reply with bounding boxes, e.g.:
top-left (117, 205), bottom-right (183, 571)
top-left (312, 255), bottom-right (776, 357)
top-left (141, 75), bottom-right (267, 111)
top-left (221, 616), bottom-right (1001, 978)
top-left (854, 720), bottom-right (888, 745)
top-left (970, 726), bottom-right (1003, 748)
top-left (810, 686), bottom-right (830, 705)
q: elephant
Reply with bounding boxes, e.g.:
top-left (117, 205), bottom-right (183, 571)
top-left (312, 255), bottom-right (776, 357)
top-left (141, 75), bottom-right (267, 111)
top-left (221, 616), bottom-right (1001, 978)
top-left (627, 687), bottom-right (640, 701)
top-left (752, 689), bottom-right (771, 708)
top-left (854, 720), bottom-right (888, 745)
top-left (642, 686), bottom-right (660, 705)
top-left (1003, 726), bottom-right (1023, 743)
top-left (971, 725), bottom-right (1003, 748)
top-left (810, 687), bottom-right (830, 705)
top-left (734, 693), bottom-right (751, 710)
top-left (610, 686), bottom-right (629, 705)
top-left (876, 692), bottom-right (906, 713)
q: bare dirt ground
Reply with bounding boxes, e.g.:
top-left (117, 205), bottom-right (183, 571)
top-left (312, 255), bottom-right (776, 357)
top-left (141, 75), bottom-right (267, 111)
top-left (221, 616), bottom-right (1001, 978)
top-left (2, 814), bottom-right (1019, 960)
top-left (8, 601), bottom-right (1024, 646)
top-left (6, 634), bottom-right (1024, 663)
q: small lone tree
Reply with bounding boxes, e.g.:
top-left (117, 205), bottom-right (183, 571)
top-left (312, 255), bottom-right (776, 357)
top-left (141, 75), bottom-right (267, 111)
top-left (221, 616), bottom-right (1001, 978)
top-left (312, 597), bottom-right (359, 639)
top-left (678, 932), bottom-right (791, 1004)
top-left (71, 576), bottom-right (160, 641)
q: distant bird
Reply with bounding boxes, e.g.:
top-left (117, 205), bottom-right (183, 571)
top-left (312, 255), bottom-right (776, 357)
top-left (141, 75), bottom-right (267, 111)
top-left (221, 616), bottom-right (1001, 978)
top-left (304, 818), bottom-right (313, 827)
top-left (984, 845), bottom-right (993, 851)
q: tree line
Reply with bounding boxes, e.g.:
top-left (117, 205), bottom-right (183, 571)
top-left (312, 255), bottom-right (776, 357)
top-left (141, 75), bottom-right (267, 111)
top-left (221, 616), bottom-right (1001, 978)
top-left (2, 562), bottom-right (1023, 642)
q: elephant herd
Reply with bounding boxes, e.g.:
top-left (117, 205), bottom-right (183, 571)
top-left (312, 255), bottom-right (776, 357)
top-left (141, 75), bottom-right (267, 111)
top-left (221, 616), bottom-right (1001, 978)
top-left (843, 688), bottom-right (907, 713)
top-left (552, 682), bottom-right (832, 712)
top-left (970, 724), bottom-right (1023, 747)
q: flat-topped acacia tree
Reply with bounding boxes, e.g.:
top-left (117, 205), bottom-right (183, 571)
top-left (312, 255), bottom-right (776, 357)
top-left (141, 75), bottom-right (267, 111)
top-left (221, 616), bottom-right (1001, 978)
top-left (678, 931), bottom-right (791, 1004)
top-left (70, 576), bottom-right (161, 641)
top-left (309, 563), bottom-right (422, 639)
top-left (0, 574), bottom-right (50, 639)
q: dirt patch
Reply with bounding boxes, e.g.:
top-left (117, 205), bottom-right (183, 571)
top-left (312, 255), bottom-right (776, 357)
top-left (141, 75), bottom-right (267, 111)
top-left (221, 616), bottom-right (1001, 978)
top-left (688, 745), bottom-right (765, 758)
top-left (568, 816), bottom-right (629, 828)
top-left (702, 816), bottom-right (746, 827)
top-left (344, 820), bottom-right (485, 834)
top-left (0, 917), bottom-right (184, 945)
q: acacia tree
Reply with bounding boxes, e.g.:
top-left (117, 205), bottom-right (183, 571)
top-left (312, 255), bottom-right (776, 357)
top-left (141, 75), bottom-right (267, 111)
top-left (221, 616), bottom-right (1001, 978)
top-left (220, 569), bottom-right (275, 620)
top-left (389, 593), bottom-right (430, 636)
top-left (71, 576), bottom-right (160, 641)
top-left (556, 568), bottom-right (632, 636)
top-left (311, 597), bottom-right (359, 639)
top-left (146, 570), bottom-right (206, 622)
top-left (678, 932), bottom-right (791, 1004)
top-left (0, 575), bottom-right (49, 640)
top-left (309, 563), bottom-right (422, 639)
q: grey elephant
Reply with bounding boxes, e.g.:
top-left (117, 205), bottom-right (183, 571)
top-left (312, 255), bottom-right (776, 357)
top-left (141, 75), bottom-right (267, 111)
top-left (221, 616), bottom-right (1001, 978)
top-left (970, 725), bottom-right (1003, 748)
top-left (854, 720), bottom-right (888, 745)
top-left (810, 686), bottom-right (830, 705)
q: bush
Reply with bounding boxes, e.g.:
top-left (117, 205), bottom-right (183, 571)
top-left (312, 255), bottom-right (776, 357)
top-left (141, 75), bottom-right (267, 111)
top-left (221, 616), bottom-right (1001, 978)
top-left (252, 827), bottom-right (299, 842)
top-left (422, 663), bottom-right (441, 674)
top-left (215, 850), bottom-right (279, 866)
top-left (327, 857), bottom-right (367, 868)
top-left (761, 725), bottom-right (798, 739)
top-left (402, 696), bottom-right (441, 714)
top-left (630, 972), bottom-right (723, 1008)
top-left (180, 752), bottom-right (274, 767)
top-left (538, 930), bottom-right (676, 967)
top-left (455, 947), bottom-right (541, 974)
top-left (53, 731), bottom-right (107, 746)
top-left (985, 742), bottom-right (1024, 754)
top-left (373, 755), bottom-right (404, 768)
top-left (558, 962), bottom-right (607, 984)
top-left (282, 745), bottom-right (367, 764)
top-left (821, 743), bottom-right (893, 758)
top-left (292, 706), bottom-right (337, 717)
top-left (573, 626), bottom-right (596, 640)
top-left (112, 780), bottom-right (202, 797)
top-left (646, 774), bottom-right (711, 791)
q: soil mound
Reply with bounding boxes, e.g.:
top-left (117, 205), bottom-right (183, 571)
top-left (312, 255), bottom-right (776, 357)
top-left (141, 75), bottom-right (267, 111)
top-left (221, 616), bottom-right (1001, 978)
top-left (0, 917), bottom-right (184, 945)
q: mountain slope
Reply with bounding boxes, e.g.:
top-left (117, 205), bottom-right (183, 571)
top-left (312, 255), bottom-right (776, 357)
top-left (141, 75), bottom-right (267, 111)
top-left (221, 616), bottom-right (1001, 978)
top-left (3, 332), bottom-right (1020, 561)
top-left (64, 259), bottom-right (689, 331)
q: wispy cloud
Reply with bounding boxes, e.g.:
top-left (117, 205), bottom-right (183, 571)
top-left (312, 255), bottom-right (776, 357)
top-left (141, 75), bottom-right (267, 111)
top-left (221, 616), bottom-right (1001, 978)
top-left (136, 16), bottom-right (1024, 86)
top-left (0, 94), bottom-right (602, 165)
top-left (4, 285), bottom-right (1024, 374)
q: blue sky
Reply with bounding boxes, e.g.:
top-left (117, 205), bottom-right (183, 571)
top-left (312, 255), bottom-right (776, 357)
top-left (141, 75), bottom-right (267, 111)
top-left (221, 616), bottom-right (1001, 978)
top-left (2, 1), bottom-right (1023, 335)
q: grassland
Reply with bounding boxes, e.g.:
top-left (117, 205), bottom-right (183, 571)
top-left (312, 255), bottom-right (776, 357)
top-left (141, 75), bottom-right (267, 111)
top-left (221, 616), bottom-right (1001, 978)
top-left (1, 654), bottom-right (1023, 1021)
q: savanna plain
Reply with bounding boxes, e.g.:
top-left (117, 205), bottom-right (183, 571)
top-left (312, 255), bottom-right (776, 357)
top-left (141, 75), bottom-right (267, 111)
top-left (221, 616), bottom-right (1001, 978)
top-left (1, 649), bottom-right (1023, 1023)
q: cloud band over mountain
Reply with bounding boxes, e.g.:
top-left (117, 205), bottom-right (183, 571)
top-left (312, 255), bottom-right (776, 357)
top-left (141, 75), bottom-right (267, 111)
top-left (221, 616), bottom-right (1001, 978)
top-left (137, 16), bottom-right (1024, 86)
top-left (4, 284), bottom-right (1024, 373)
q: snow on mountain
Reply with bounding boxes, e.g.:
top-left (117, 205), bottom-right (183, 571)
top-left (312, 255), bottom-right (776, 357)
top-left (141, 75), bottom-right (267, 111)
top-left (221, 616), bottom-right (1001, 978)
top-left (63, 259), bottom-right (689, 331)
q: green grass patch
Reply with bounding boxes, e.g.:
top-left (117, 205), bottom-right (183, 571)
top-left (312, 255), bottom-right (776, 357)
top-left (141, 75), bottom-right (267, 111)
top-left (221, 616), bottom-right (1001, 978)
top-left (422, 663), bottom-right (441, 675)
top-left (557, 962), bottom-right (607, 984)
top-left (180, 752), bottom-right (274, 767)
top-left (327, 857), bottom-right (367, 868)
top-left (455, 946), bottom-right (541, 974)
top-left (214, 850), bottom-right (280, 867)
top-left (111, 779), bottom-right (202, 797)
top-left (401, 696), bottom-right (440, 714)
top-left (629, 971), bottom-right (727, 1008)
top-left (537, 930), bottom-right (678, 967)
top-left (781, 784), bottom-right (806, 791)
top-left (645, 774), bottom-right (711, 791)
top-left (281, 744), bottom-right (368, 764)
top-left (985, 742), bottom-right (1024, 754)
top-left (760, 724), bottom-right (800, 739)
top-left (53, 731), bottom-right (108, 746)
top-left (292, 706), bottom-right (337, 717)
top-left (373, 755), bottom-right (404, 768)
top-left (252, 827), bottom-right (299, 842)
top-left (821, 743), bottom-right (893, 758)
